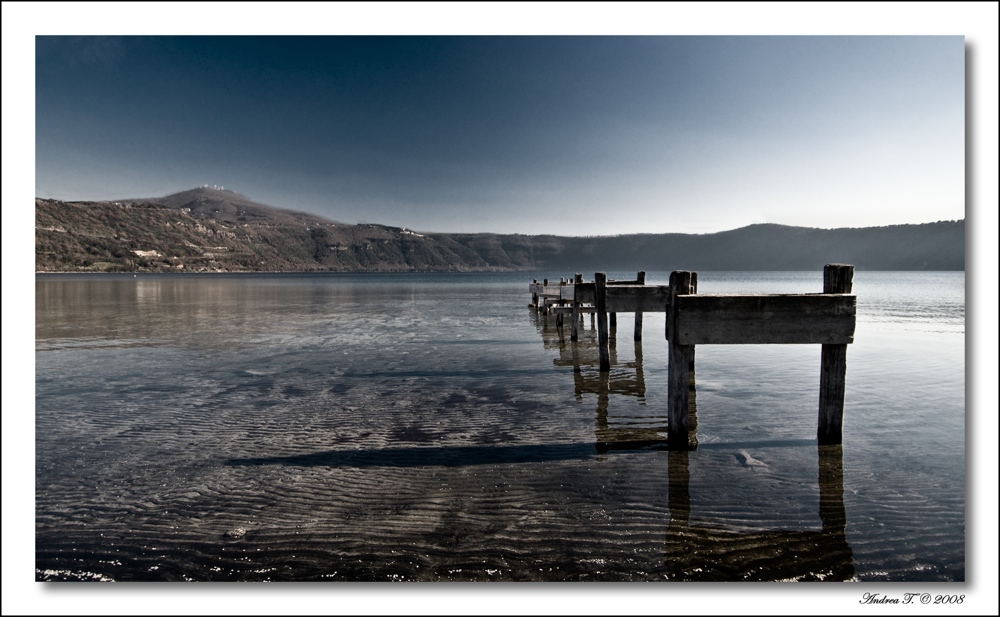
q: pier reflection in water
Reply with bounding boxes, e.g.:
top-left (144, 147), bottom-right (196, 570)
top-left (532, 307), bottom-right (854, 581)
top-left (664, 445), bottom-right (854, 581)
top-left (531, 308), bottom-right (691, 451)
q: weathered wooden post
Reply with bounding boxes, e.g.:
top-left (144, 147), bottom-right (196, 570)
top-left (595, 272), bottom-right (611, 372)
top-left (571, 273), bottom-right (583, 341)
top-left (818, 264), bottom-right (853, 445)
top-left (667, 271), bottom-right (695, 447)
top-left (686, 274), bottom-right (698, 447)
top-left (556, 278), bottom-right (566, 327)
top-left (634, 270), bottom-right (646, 341)
top-left (610, 277), bottom-right (617, 330)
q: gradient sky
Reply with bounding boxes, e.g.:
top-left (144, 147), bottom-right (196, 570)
top-left (35, 35), bottom-right (964, 235)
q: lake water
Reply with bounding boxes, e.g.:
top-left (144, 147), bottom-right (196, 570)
top-left (34, 271), bottom-right (965, 581)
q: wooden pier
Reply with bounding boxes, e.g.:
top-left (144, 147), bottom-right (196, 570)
top-left (529, 272), bottom-right (651, 345)
top-left (529, 264), bottom-right (856, 446)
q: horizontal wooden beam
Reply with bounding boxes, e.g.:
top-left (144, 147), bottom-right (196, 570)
top-left (529, 284), bottom-right (564, 295)
top-left (574, 283), bottom-right (595, 304)
top-left (605, 285), bottom-right (671, 313)
top-left (549, 305), bottom-right (597, 315)
top-left (570, 280), bottom-right (646, 301)
top-left (673, 294), bottom-right (856, 345)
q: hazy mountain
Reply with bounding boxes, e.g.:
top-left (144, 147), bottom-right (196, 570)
top-left (35, 188), bottom-right (965, 273)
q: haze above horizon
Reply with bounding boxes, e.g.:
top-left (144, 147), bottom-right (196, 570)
top-left (35, 36), bottom-right (964, 235)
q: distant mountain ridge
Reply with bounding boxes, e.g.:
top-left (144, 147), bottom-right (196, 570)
top-left (35, 188), bottom-right (965, 273)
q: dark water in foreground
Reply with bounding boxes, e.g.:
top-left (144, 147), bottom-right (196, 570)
top-left (35, 271), bottom-right (964, 581)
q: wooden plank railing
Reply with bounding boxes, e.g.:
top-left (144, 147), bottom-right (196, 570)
top-left (672, 294), bottom-right (856, 345)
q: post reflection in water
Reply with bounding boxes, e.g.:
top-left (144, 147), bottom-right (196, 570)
top-left (532, 307), bottom-right (855, 582)
top-left (664, 445), bottom-right (854, 581)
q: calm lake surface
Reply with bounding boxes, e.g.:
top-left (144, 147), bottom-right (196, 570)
top-left (35, 271), bottom-right (965, 581)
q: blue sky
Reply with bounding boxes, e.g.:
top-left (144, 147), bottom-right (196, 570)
top-left (35, 35), bottom-right (964, 235)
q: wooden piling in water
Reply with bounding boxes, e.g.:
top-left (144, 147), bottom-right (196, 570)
top-left (634, 271), bottom-right (646, 340)
top-left (818, 264), bottom-right (853, 445)
top-left (556, 278), bottom-right (566, 327)
top-left (571, 273), bottom-right (583, 341)
top-left (580, 272), bottom-right (672, 378)
top-left (595, 272), bottom-right (611, 372)
top-left (667, 271), bottom-right (696, 448)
